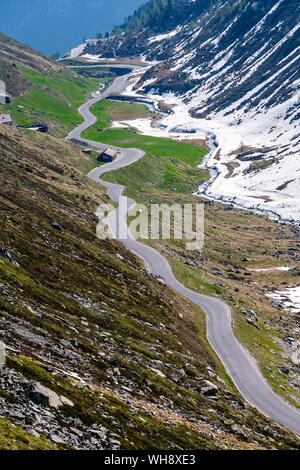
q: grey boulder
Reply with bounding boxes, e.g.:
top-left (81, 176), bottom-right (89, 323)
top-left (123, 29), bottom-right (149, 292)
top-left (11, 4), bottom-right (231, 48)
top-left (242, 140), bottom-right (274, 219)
top-left (28, 382), bottom-right (74, 409)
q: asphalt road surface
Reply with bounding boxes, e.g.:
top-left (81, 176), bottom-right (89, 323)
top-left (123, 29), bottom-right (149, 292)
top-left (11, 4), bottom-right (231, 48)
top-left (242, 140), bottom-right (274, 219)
top-left (67, 72), bottom-right (300, 436)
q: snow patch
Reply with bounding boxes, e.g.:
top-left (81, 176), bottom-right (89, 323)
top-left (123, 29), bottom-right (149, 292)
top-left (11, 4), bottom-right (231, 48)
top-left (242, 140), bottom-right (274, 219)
top-left (267, 286), bottom-right (300, 314)
top-left (148, 27), bottom-right (182, 44)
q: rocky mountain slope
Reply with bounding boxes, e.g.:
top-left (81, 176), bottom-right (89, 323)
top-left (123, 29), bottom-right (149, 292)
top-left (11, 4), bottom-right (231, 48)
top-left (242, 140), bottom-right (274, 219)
top-left (83, 0), bottom-right (300, 222)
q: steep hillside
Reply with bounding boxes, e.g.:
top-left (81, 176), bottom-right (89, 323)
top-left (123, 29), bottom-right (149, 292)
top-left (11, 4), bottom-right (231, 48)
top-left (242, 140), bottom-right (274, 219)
top-left (0, 33), bottom-right (104, 136)
top-left (0, 32), bottom-right (61, 97)
top-left (1, 125), bottom-right (299, 449)
top-left (84, 0), bottom-right (300, 222)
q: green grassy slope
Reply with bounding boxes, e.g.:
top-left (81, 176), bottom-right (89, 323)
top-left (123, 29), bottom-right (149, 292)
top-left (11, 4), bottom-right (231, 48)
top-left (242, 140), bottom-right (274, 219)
top-left (0, 33), bottom-right (109, 137)
top-left (83, 124), bottom-right (206, 167)
top-left (83, 99), bottom-right (208, 197)
top-left (0, 32), bottom-right (61, 97)
top-left (2, 67), bottom-right (103, 136)
top-left (87, 99), bottom-right (155, 129)
top-left (0, 418), bottom-right (56, 450)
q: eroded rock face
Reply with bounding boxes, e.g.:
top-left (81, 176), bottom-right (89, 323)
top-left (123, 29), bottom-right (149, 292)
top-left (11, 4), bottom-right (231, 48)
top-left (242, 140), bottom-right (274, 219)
top-left (0, 248), bottom-right (19, 266)
top-left (0, 368), bottom-right (119, 450)
top-left (28, 382), bottom-right (74, 409)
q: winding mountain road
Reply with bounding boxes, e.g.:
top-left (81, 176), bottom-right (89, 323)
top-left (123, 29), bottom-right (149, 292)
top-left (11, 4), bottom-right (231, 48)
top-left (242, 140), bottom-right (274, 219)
top-left (67, 72), bottom-right (300, 436)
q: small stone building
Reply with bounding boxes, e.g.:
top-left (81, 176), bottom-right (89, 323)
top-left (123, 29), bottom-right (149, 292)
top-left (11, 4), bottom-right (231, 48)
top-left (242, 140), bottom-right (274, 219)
top-left (97, 148), bottom-right (117, 163)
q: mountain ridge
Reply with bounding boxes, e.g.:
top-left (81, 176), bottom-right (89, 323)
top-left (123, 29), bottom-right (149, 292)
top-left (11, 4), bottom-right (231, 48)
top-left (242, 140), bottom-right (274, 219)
top-left (82, 0), bottom-right (300, 222)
